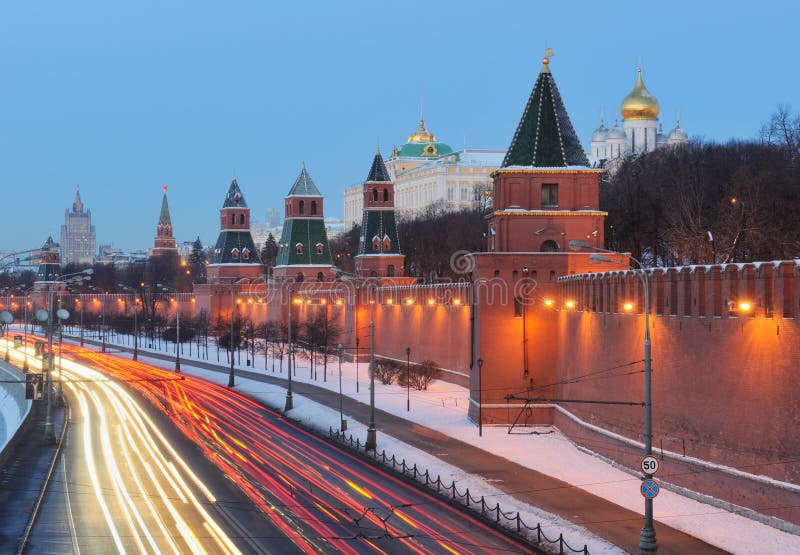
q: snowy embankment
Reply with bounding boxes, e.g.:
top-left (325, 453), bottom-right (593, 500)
top-left (45, 328), bottom-right (800, 554)
top-left (0, 360), bottom-right (32, 455)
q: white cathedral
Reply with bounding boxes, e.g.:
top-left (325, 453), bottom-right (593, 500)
top-left (589, 67), bottom-right (688, 167)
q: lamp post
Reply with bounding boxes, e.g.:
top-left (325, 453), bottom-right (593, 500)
top-left (405, 346), bottom-right (411, 412)
top-left (133, 296), bottom-right (139, 361)
top-left (23, 295), bottom-right (29, 371)
top-left (477, 357), bottom-right (484, 437)
top-left (337, 343), bottom-right (346, 431)
top-left (101, 294), bottom-right (106, 353)
top-left (569, 239), bottom-right (656, 554)
top-left (229, 286), bottom-right (236, 387)
top-left (365, 293), bottom-right (377, 451)
top-left (354, 336), bottom-right (360, 393)
top-left (175, 300), bottom-right (181, 373)
top-left (79, 297), bottom-right (84, 346)
top-left (285, 284), bottom-right (294, 411)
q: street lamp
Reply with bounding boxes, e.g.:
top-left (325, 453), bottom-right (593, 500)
top-left (570, 239), bottom-right (656, 553)
top-left (175, 299), bottom-right (181, 373)
top-left (477, 357), bottom-right (483, 437)
top-left (355, 336), bottom-right (360, 393)
top-left (405, 346), bottom-right (411, 412)
top-left (229, 287), bottom-right (236, 387)
top-left (101, 294), bottom-right (106, 352)
top-left (337, 343), bottom-right (346, 431)
top-left (285, 284), bottom-right (294, 410)
top-left (1, 310), bottom-right (13, 362)
top-left (365, 294), bottom-right (377, 451)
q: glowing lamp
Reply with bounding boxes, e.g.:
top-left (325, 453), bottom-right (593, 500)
top-left (292, 298), bottom-right (302, 305)
top-left (306, 299), bottom-right (312, 304)
top-left (623, 302), bottom-right (634, 312)
top-left (386, 298), bottom-right (393, 305)
top-left (321, 299), bottom-right (327, 305)
top-left (453, 298), bottom-right (461, 305)
top-left (565, 300), bottom-right (576, 309)
top-left (427, 299), bottom-right (435, 306)
top-left (405, 298), bottom-right (414, 305)
top-left (738, 301), bottom-right (752, 312)
top-left (336, 299), bottom-right (343, 305)
top-left (543, 298), bottom-right (553, 307)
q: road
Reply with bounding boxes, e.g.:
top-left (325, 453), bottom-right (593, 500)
top-left (27, 343), bottom-right (535, 554)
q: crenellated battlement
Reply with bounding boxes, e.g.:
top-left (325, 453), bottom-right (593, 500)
top-left (559, 260), bottom-right (799, 320)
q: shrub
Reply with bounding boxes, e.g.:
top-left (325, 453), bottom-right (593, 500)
top-left (398, 359), bottom-right (442, 390)
top-left (373, 359), bottom-right (402, 385)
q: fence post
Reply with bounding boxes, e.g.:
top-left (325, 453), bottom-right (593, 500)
top-left (559, 533), bottom-right (564, 555)
top-left (496, 503), bottom-right (500, 522)
top-left (516, 513), bottom-right (521, 532)
top-left (451, 483), bottom-right (456, 499)
top-left (465, 488), bottom-right (470, 507)
top-left (537, 524), bottom-right (541, 544)
top-left (413, 463), bottom-right (417, 479)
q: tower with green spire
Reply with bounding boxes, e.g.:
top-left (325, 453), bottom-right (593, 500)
top-left (273, 165), bottom-right (334, 282)
top-left (206, 177), bottom-right (262, 280)
top-left (151, 185), bottom-right (179, 257)
top-left (488, 51), bottom-right (605, 254)
top-left (355, 149), bottom-right (405, 278)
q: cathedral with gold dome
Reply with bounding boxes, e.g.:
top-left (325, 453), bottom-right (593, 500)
top-left (589, 66), bottom-right (688, 166)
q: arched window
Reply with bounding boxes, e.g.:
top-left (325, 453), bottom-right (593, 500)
top-left (493, 270), bottom-right (500, 278)
top-left (382, 235), bottom-right (391, 250)
top-left (310, 201), bottom-right (317, 215)
top-left (241, 247), bottom-right (250, 260)
top-left (383, 189), bottom-right (389, 202)
top-left (231, 247), bottom-right (240, 259)
top-left (370, 270), bottom-right (378, 277)
top-left (239, 213), bottom-right (245, 225)
top-left (296, 272), bottom-right (304, 283)
top-left (540, 240), bottom-right (560, 252)
top-left (372, 235), bottom-right (381, 251)
top-left (316, 243), bottom-right (324, 255)
top-left (372, 189), bottom-right (378, 201)
top-left (296, 243), bottom-right (303, 255)
top-left (316, 272), bottom-right (324, 282)
top-left (549, 270), bottom-right (556, 281)
top-left (299, 200), bottom-right (305, 215)
top-left (230, 214), bottom-right (236, 225)
top-left (387, 265), bottom-right (395, 277)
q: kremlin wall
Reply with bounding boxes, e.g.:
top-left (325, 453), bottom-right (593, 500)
top-left (27, 53), bottom-right (798, 528)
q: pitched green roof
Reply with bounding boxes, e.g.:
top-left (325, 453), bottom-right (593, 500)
top-left (395, 141), bottom-right (453, 158)
top-left (502, 61), bottom-right (588, 168)
top-left (222, 178), bottom-right (248, 208)
top-left (367, 150), bottom-right (391, 182)
top-left (359, 211), bottom-right (401, 255)
top-left (276, 219), bottom-right (332, 266)
top-left (158, 193), bottom-right (172, 226)
top-left (211, 231), bottom-right (261, 264)
top-left (288, 165), bottom-right (322, 196)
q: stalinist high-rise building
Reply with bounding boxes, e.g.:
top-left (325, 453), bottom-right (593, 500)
top-left (60, 186), bottom-right (96, 266)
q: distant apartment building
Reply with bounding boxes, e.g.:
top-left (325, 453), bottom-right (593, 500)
top-left (59, 186), bottom-right (96, 266)
top-left (343, 117), bottom-right (504, 226)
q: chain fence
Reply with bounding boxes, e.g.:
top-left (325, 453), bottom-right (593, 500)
top-left (329, 427), bottom-right (590, 555)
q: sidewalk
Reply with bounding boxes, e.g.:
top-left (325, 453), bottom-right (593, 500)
top-left (97, 341), bottom-right (728, 555)
top-left (0, 399), bottom-right (66, 554)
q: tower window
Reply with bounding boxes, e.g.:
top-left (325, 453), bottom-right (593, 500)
top-left (230, 214), bottom-right (236, 225)
top-left (299, 200), bottom-right (305, 215)
top-left (239, 213), bottom-right (245, 225)
top-left (296, 243), bottom-right (303, 255)
top-left (316, 272), bottom-right (324, 282)
top-left (540, 240), bottom-right (560, 252)
top-left (372, 235), bottom-right (381, 251)
top-left (242, 247), bottom-right (250, 260)
top-left (387, 265), bottom-right (395, 277)
top-left (316, 243), bottom-right (324, 255)
top-left (372, 189), bottom-right (378, 201)
top-left (231, 247), bottom-right (240, 259)
top-left (382, 235), bottom-right (391, 250)
top-left (311, 201), bottom-right (317, 215)
top-left (383, 189), bottom-right (389, 202)
top-left (541, 184), bottom-right (558, 208)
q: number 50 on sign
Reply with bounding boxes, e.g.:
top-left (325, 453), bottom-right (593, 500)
top-left (641, 455), bottom-right (660, 475)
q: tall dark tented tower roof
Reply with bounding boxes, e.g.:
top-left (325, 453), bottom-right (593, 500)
top-left (288, 164), bottom-right (322, 196)
top-left (223, 177), bottom-right (248, 208)
top-left (502, 55), bottom-right (589, 168)
top-left (366, 149), bottom-right (391, 182)
top-left (158, 191), bottom-right (172, 226)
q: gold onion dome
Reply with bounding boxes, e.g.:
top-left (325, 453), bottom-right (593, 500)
top-left (621, 68), bottom-right (659, 120)
top-left (407, 118), bottom-right (437, 143)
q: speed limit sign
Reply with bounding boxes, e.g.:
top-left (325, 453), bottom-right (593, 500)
top-left (641, 455), bottom-right (660, 475)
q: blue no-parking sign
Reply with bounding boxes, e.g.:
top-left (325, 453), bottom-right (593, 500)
top-left (641, 479), bottom-right (660, 499)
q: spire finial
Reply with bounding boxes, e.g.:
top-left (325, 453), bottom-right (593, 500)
top-left (419, 81), bottom-right (423, 122)
top-left (637, 54), bottom-right (642, 71)
top-left (600, 106), bottom-right (605, 126)
top-left (676, 107), bottom-right (681, 127)
top-left (541, 47), bottom-right (553, 73)
top-left (162, 184), bottom-right (168, 193)
top-left (302, 160), bottom-right (306, 170)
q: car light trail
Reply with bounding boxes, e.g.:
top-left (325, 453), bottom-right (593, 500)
top-left (49, 342), bottom-right (534, 554)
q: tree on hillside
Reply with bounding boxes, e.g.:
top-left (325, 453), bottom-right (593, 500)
top-left (260, 233), bottom-right (279, 278)
top-left (329, 224), bottom-right (360, 274)
top-left (188, 236), bottom-right (207, 283)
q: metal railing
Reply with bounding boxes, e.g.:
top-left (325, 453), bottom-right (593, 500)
top-left (329, 427), bottom-right (590, 555)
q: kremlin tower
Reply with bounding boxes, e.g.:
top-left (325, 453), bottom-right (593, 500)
top-left (150, 185), bottom-right (179, 259)
top-left (354, 149), bottom-right (404, 278)
top-left (273, 165), bottom-right (334, 282)
top-left (206, 178), bottom-right (262, 280)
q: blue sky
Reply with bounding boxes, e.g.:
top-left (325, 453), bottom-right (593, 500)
top-left (1, 0), bottom-right (797, 253)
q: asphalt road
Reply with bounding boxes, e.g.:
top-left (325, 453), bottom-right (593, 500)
top-left (29, 344), bottom-right (535, 554)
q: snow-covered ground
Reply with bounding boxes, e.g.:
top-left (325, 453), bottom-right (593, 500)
top-left (18, 328), bottom-right (800, 554)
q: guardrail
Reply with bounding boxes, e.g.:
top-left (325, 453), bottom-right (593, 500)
top-left (329, 427), bottom-right (590, 555)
